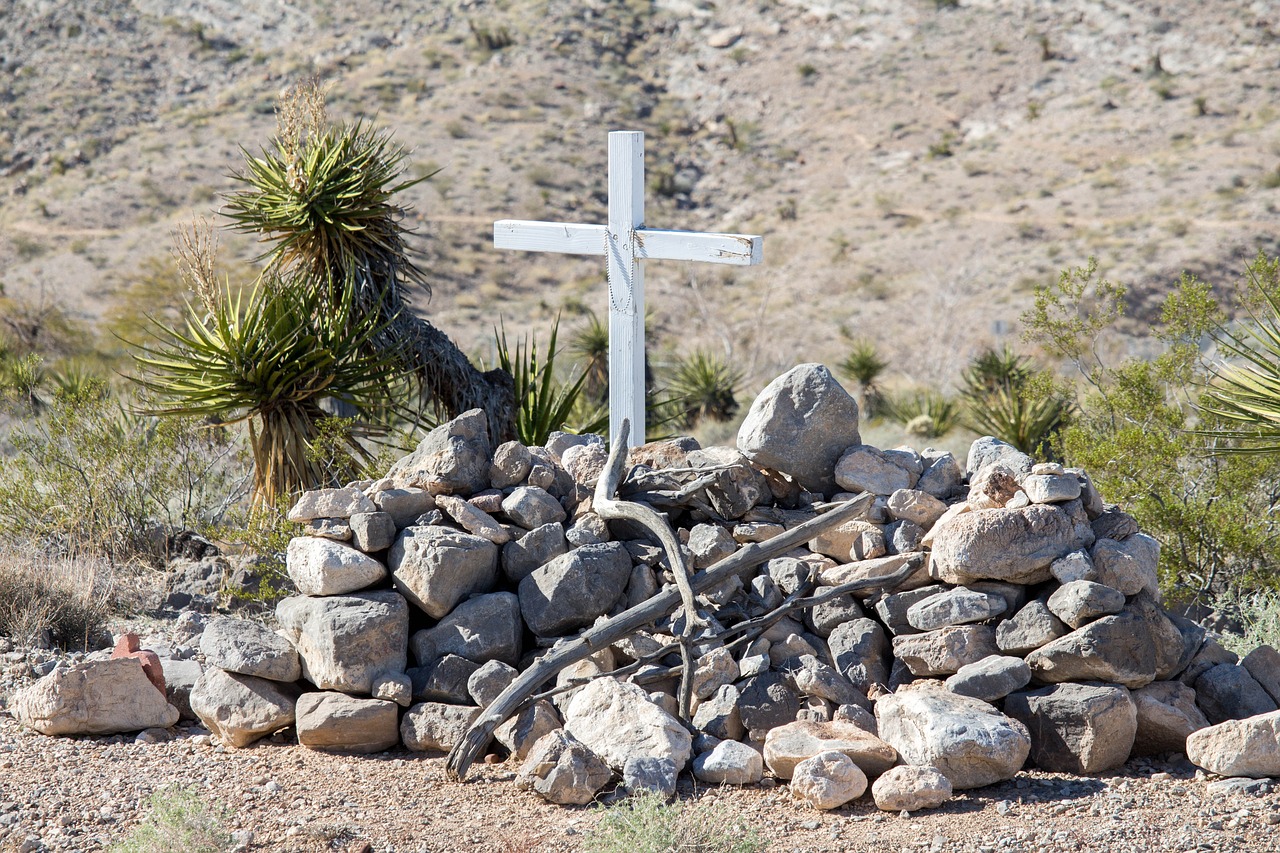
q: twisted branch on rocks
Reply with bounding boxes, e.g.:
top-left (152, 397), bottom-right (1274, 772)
top-left (445, 488), bottom-right (878, 781)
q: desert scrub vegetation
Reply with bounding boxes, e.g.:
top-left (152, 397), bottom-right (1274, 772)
top-left (109, 787), bottom-right (233, 853)
top-left (959, 346), bottom-right (1072, 458)
top-left (1023, 253), bottom-right (1280, 604)
top-left (0, 549), bottom-right (117, 650)
top-left (582, 793), bottom-right (764, 853)
top-left (665, 350), bottom-right (742, 428)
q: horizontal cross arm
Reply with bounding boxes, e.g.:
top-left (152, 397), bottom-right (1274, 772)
top-left (494, 220), bottom-right (607, 256)
top-left (634, 228), bottom-right (762, 266)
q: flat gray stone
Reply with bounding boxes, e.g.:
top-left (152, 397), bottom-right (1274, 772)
top-left (892, 625), bottom-right (999, 677)
top-left (945, 655), bottom-right (1031, 702)
top-left (200, 617), bottom-right (300, 683)
top-left (1046, 580), bottom-right (1126, 629)
top-left (410, 591), bottom-right (522, 666)
top-left (996, 598), bottom-right (1069, 655)
top-left (906, 587), bottom-right (1007, 631)
top-left (388, 525), bottom-right (499, 619)
top-left (518, 542), bottom-right (631, 637)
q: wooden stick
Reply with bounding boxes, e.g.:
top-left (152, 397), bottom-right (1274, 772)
top-left (445, 489), bottom-right (876, 780)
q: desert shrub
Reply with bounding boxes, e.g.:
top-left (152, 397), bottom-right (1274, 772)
top-left (0, 549), bottom-right (116, 650)
top-left (837, 338), bottom-right (887, 419)
top-left (881, 387), bottom-right (960, 438)
top-left (497, 317), bottom-right (607, 445)
top-left (582, 793), bottom-right (763, 853)
top-left (666, 351), bottom-right (742, 428)
top-left (959, 346), bottom-right (1072, 458)
top-left (0, 380), bottom-right (248, 565)
top-left (1023, 255), bottom-right (1280, 602)
top-left (1209, 586), bottom-right (1280, 656)
top-left (110, 787), bottom-right (233, 853)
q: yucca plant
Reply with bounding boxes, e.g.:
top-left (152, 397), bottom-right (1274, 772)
top-left (134, 271), bottom-right (401, 506)
top-left (959, 346), bottom-right (1071, 457)
top-left (881, 388), bottom-right (960, 438)
top-left (496, 316), bottom-right (607, 446)
top-left (667, 350), bottom-right (743, 428)
top-left (1200, 280), bottom-right (1280, 453)
top-left (221, 80), bottom-right (516, 436)
top-left (837, 339), bottom-right (888, 419)
top-left (570, 311), bottom-right (610, 404)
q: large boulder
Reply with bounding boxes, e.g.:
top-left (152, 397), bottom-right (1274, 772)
top-left (285, 536), bottom-right (387, 596)
top-left (834, 445), bottom-right (921, 496)
top-left (762, 720), bottom-right (897, 779)
top-left (563, 677), bottom-right (692, 772)
top-left (966, 436), bottom-right (1034, 481)
top-left (388, 526), bottom-right (499, 619)
top-left (929, 504), bottom-right (1094, 585)
top-left (996, 599), bottom-right (1069, 655)
top-left (875, 686), bottom-right (1030, 789)
top-left (1242, 645), bottom-right (1280, 705)
top-left (892, 626), bottom-right (999, 677)
top-left (1025, 606), bottom-right (1167, 689)
top-left (1131, 681), bottom-right (1210, 756)
top-left (410, 591), bottom-right (522, 667)
top-left (1089, 534), bottom-right (1161, 599)
top-left (1194, 663), bottom-right (1278, 724)
top-left (502, 522), bottom-right (569, 583)
top-left (827, 618), bottom-right (890, 692)
top-left (189, 667), bottom-right (296, 748)
top-left (13, 659), bottom-right (180, 736)
top-left (1004, 683), bottom-right (1137, 774)
top-left (200, 617), bottom-right (300, 683)
top-left (518, 542), bottom-right (631, 637)
top-left (275, 591), bottom-right (408, 694)
top-left (1185, 710), bottom-right (1280, 778)
top-left (400, 702), bottom-right (481, 752)
top-left (737, 672), bottom-right (802, 734)
top-left (287, 487), bottom-right (376, 522)
top-left (736, 363), bottom-right (861, 495)
top-left (384, 408), bottom-right (491, 495)
top-left (495, 699), bottom-right (563, 761)
top-left (295, 693), bottom-right (400, 754)
top-left (944, 655), bottom-right (1032, 702)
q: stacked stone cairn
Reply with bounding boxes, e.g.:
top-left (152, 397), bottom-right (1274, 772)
top-left (14, 363), bottom-right (1280, 810)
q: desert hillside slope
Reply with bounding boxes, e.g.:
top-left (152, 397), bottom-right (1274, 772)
top-left (2, 0), bottom-right (1279, 392)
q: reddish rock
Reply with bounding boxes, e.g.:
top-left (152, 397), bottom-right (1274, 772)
top-left (112, 633), bottom-right (166, 697)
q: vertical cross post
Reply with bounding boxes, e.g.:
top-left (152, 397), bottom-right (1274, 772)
top-left (607, 131), bottom-right (646, 447)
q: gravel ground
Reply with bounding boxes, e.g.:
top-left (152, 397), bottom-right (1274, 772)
top-left (3, 633), bottom-right (1280, 853)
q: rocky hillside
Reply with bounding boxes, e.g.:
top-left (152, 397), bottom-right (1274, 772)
top-left (2, 0), bottom-right (1279, 392)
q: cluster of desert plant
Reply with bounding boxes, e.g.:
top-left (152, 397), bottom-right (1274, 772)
top-left (109, 787), bottom-right (233, 853)
top-left (582, 792), bottom-right (764, 853)
top-left (0, 548), bottom-right (119, 651)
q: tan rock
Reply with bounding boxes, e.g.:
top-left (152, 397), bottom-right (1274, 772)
top-left (762, 719), bottom-right (897, 779)
top-left (790, 751), bottom-right (867, 810)
top-left (871, 765), bottom-right (953, 812)
top-left (13, 658), bottom-right (180, 737)
top-left (1186, 710), bottom-right (1280, 778)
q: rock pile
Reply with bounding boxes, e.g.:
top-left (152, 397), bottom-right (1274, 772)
top-left (13, 363), bottom-right (1280, 811)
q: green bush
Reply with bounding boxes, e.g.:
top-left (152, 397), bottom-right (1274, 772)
top-left (1209, 586), bottom-right (1280, 657)
top-left (837, 339), bottom-right (887, 419)
top-left (110, 787), bottom-right (233, 853)
top-left (582, 793), bottom-right (764, 853)
top-left (881, 388), bottom-right (960, 438)
top-left (666, 351), bottom-right (742, 428)
top-left (497, 316), bottom-right (607, 446)
top-left (959, 346), bottom-right (1072, 458)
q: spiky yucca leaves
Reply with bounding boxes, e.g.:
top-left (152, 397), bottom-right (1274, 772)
top-left (134, 273), bottom-right (401, 506)
top-left (1200, 280), bottom-right (1280, 453)
top-left (881, 388), bottom-right (960, 438)
top-left (570, 311), bottom-right (610, 404)
top-left (960, 347), bottom-right (1071, 457)
top-left (221, 81), bottom-right (515, 437)
top-left (497, 317), bottom-right (607, 447)
top-left (837, 339), bottom-right (888, 419)
top-left (667, 351), bottom-right (743, 428)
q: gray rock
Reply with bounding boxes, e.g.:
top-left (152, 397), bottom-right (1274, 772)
top-left (876, 686), bottom-right (1030, 789)
top-left (489, 440), bottom-right (533, 489)
top-left (884, 519), bottom-right (925, 555)
top-left (691, 647), bottom-right (738, 700)
top-left (1047, 580), bottom-right (1126, 629)
top-left (686, 446), bottom-right (769, 520)
top-left (518, 542), bottom-right (631, 637)
top-left (566, 513), bottom-right (610, 547)
top-left (828, 618), bottom-right (890, 692)
top-left (1194, 663), bottom-right (1278, 724)
top-left (400, 702), bottom-right (481, 752)
top-left (736, 363), bottom-right (861, 495)
top-left (892, 625), bottom-right (999, 677)
top-left (871, 765), bottom-right (952, 812)
top-left (275, 591), bottom-right (408, 694)
top-left (930, 504), bottom-right (1094, 586)
top-left (1131, 680), bottom-right (1210, 756)
top-left (1186, 710), bottom-right (1280, 778)
top-left (834, 445), bottom-right (919, 496)
top-left (435, 494), bottom-right (510, 544)
top-left (502, 522), bottom-right (568, 583)
top-left (287, 487), bottom-right (376, 522)
top-left (906, 587), bottom-right (1007, 631)
top-left (501, 486), bottom-right (566, 530)
top-left (787, 655), bottom-right (866, 707)
top-left (546, 431), bottom-right (602, 462)
top-left (302, 518), bottom-right (352, 541)
top-left (189, 667), bottom-right (294, 748)
top-left (1049, 549), bottom-right (1097, 584)
top-left (1090, 506), bottom-right (1140, 541)
top-left (295, 693), bottom-right (399, 753)
top-left (384, 409), bottom-right (491, 495)
top-left (763, 719), bottom-right (897, 779)
top-left (371, 672), bottom-right (412, 707)
top-left (945, 655), bottom-right (1032, 702)
top-left (688, 523), bottom-right (737, 569)
top-left (495, 699), bottom-right (563, 760)
top-left (996, 598), bottom-right (1069, 655)
top-left (623, 756), bottom-right (677, 799)
top-left (285, 536), bottom-right (386, 596)
top-left (805, 586), bottom-right (864, 637)
top-left (468, 660), bottom-right (518, 707)
top-left (1179, 637), bottom-right (1239, 686)
top-left (1024, 608), bottom-right (1163, 689)
top-left (200, 617), bottom-right (300, 683)
top-left (163, 659), bottom-right (203, 720)
top-left (369, 487), bottom-right (436, 529)
top-left (1090, 534), bottom-right (1160, 598)
top-left (790, 751), bottom-right (867, 810)
top-left (562, 442), bottom-right (609, 487)
top-left (13, 659), bottom-right (180, 737)
top-left (916, 451), bottom-right (963, 500)
top-left (349, 511), bottom-right (397, 552)
top-left (408, 654), bottom-right (480, 704)
top-left (692, 684), bottom-right (744, 741)
top-left (388, 525), bottom-right (499, 619)
top-left (1004, 683), bottom-right (1137, 774)
top-left (833, 702), bottom-right (877, 734)
top-left (692, 740), bottom-right (764, 785)
top-left (625, 563), bottom-right (660, 609)
top-left (886, 488), bottom-right (947, 528)
top-left (808, 518), bottom-right (887, 562)
top-left (873, 585), bottom-right (946, 636)
top-left (967, 580), bottom-right (1028, 614)
top-left (1021, 473), bottom-right (1082, 504)
top-left (1242, 645), bottom-right (1280, 705)
top-left (410, 591), bottom-right (522, 666)
top-left (516, 729), bottom-right (612, 805)
top-left (737, 671), bottom-right (802, 735)
top-left (965, 436), bottom-right (1034, 481)
top-left (564, 677), bottom-right (692, 772)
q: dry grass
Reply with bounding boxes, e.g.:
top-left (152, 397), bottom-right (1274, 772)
top-left (0, 547), bottom-right (121, 650)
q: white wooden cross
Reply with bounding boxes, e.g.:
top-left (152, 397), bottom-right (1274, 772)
top-left (494, 131), bottom-right (763, 447)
